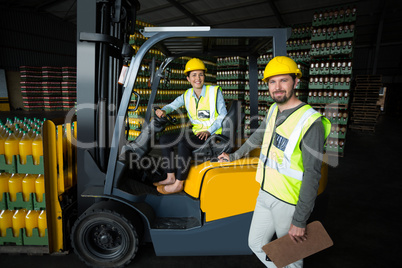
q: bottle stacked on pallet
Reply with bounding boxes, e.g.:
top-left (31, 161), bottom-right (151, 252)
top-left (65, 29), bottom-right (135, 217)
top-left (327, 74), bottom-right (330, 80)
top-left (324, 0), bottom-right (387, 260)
top-left (1, 117), bottom-right (75, 251)
top-left (308, 6), bottom-right (357, 157)
top-left (217, 56), bottom-right (247, 103)
top-left (0, 171), bottom-right (48, 246)
top-left (216, 56), bottom-right (248, 136)
top-left (287, 24), bottom-right (312, 103)
top-left (0, 208), bottom-right (47, 241)
top-left (0, 117), bottom-right (44, 168)
top-left (0, 116), bottom-right (48, 248)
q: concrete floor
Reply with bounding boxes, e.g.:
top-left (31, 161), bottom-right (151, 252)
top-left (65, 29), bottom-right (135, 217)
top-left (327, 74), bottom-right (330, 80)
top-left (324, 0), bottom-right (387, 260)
top-left (0, 113), bottom-right (399, 267)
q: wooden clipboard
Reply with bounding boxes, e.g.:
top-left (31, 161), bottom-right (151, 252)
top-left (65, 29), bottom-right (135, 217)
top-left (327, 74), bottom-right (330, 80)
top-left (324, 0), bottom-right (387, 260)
top-left (262, 221), bottom-right (333, 268)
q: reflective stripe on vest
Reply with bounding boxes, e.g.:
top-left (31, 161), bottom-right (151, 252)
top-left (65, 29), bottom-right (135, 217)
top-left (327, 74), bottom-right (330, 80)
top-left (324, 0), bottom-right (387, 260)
top-left (261, 107), bottom-right (318, 181)
top-left (256, 103), bottom-right (331, 205)
top-left (184, 85), bottom-right (222, 134)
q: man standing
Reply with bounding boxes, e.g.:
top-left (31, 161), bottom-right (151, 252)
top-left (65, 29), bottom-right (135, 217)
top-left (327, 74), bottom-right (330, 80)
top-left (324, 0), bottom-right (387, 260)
top-left (218, 56), bottom-right (331, 267)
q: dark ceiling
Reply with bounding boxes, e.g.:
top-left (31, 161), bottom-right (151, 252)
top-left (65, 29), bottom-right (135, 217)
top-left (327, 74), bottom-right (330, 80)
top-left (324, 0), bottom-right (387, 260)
top-left (1, 0), bottom-right (402, 47)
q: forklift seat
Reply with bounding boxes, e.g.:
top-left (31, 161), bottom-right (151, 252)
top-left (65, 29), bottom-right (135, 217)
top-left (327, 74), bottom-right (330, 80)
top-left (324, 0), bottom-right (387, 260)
top-left (192, 100), bottom-right (243, 161)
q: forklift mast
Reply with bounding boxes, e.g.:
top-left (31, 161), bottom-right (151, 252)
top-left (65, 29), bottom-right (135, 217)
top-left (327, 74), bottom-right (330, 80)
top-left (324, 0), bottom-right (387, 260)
top-left (76, 0), bottom-right (139, 213)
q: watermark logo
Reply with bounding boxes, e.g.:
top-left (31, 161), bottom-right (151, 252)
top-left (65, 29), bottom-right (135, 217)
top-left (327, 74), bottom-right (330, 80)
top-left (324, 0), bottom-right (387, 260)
top-left (62, 101), bottom-right (339, 170)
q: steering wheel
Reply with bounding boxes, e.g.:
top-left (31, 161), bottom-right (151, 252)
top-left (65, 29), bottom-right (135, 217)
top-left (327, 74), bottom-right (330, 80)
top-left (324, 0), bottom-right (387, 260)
top-left (153, 107), bottom-right (177, 125)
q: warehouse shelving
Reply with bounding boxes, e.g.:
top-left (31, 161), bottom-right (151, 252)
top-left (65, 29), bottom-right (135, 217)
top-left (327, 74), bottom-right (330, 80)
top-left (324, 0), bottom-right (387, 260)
top-left (308, 6), bottom-right (357, 157)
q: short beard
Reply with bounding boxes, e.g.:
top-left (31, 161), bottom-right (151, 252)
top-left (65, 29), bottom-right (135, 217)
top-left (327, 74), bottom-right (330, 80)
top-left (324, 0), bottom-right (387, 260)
top-left (272, 87), bottom-right (295, 103)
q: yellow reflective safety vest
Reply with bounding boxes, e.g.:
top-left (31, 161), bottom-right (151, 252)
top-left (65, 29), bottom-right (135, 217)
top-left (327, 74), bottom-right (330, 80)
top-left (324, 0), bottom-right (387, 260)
top-left (255, 103), bottom-right (331, 205)
top-left (183, 85), bottom-right (222, 135)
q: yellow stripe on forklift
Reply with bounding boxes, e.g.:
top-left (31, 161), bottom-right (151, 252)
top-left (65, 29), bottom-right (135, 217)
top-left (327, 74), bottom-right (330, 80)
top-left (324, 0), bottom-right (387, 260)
top-left (57, 125), bottom-right (65, 194)
top-left (43, 119), bottom-right (78, 253)
top-left (43, 120), bottom-right (64, 253)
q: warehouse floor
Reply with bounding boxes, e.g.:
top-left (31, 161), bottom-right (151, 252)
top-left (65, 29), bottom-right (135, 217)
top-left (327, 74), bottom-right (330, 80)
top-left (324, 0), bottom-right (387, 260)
top-left (0, 112), bottom-right (399, 268)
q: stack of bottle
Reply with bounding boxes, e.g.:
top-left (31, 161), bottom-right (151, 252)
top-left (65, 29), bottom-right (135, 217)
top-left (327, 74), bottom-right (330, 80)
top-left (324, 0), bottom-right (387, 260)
top-left (316, 107), bottom-right (348, 155)
top-left (0, 117), bottom-right (44, 172)
top-left (256, 53), bottom-right (273, 66)
top-left (216, 56), bottom-right (247, 133)
top-left (0, 173), bottom-right (45, 208)
top-left (287, 24), bottom-right (312, 63)
top-left (307, 6), bottom-right (356, 157)
top-left (217, 56), bottom-right (247, 67)
top-left (0, 117), bottom-right (47, 247)
top-left (217, 80), bottom-right (247, 90)
top-left (308, 88), bottom-right (350, 105)
top-left (0, 172), bottom-right (47, 246)
top-left (0, 208), bottom-right (47, 245)
top-left (129, 20), bottom-right (156, 47)
top-left (216, 57), bottom-right (247, 93)
top-left (222, 90), bottom-right (244, 101)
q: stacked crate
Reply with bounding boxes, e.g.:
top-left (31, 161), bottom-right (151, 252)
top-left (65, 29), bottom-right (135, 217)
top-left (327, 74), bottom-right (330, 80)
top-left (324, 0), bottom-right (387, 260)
top-left (0, 117), bottom-right (47, 249)
top-left (349, 75), bottom-right (382, 132)
top-left (0, 118), bottom-right (77, 254)
top-left (41, 67), bottom-right (62, 111)
top-left (20, 66), bottom-right (77, 111)
top-left (61, 67), bottom-right (77, 111)
top-left (217, 56), bottom-right (247, 104)
top-left (0, 174), bottom-right (48, 248)
top-left (287, 24), bottom-right (312, 103)
top-left (216, 57), bottom-right (250, 136)
top-left (287, 25), bottom-right (312, 63)
top-left (20, 66), bottom-right (44, 111)
top-left (308, 6), bottom-right (357, 157)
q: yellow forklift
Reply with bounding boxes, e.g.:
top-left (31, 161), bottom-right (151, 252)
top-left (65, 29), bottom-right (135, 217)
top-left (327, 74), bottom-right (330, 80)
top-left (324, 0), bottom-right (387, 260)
top-left (21, 1), bottom-right (329, 267)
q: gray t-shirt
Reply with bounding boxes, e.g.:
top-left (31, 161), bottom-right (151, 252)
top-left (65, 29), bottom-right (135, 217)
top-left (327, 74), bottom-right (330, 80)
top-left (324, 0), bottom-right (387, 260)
top-left (229, 103), bottom-right (325, 228)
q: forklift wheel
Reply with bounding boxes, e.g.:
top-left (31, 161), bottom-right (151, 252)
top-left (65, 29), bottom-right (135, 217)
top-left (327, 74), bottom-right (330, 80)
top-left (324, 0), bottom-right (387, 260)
top-left (71, 201), bottom-right (142, 268)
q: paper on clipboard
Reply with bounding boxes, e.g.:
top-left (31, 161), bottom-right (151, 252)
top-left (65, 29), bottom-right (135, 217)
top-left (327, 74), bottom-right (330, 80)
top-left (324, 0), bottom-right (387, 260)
top-left (262, 221), bottom-right (333, 268)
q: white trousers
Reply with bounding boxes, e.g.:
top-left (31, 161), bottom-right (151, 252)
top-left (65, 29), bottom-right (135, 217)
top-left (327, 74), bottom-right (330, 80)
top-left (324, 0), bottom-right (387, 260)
top-left (248, 189), bottom-right (303, 268)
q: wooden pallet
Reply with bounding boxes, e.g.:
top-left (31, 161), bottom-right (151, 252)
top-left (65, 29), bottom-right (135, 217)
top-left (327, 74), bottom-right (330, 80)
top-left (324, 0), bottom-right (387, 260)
top-left (349, 124), bottom-right (376, 132)
top-left (353, 91), bottom-right (380, 97)
top-left (355, 75), bottom-right (382, 83)
top-left (355, 85), bottom-right (382, 90)
top-left (349, 75), bottom-right (382, 132)
top-left (350, 117), bottom-right (378, 124)
top-left (350, 105), bottom-right (378, 110)
top-left (351, 111), bottom-right (379, 118)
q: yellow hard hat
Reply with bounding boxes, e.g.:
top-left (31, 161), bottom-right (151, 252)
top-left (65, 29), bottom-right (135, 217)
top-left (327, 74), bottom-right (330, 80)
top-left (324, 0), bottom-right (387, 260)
top-left (184, 58), bottom-right (207, 75)
top-left (262, 56), bottom-right (302, 82)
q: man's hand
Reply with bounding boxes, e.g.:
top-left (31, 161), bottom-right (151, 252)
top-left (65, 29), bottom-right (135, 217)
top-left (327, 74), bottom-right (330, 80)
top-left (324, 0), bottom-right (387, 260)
top-left (196, 131), bottom-right (210, 141)
top-left (155, 109), bottom-right (166, 118)
top-left (218, 152), bottom-right (230, 162)
top-left (288, 224), bottom-right (307, 244)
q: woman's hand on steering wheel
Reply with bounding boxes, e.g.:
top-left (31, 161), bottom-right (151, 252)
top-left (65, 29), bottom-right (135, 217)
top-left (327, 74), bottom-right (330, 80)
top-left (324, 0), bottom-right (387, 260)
top-left (155, 109), bottom-right (166, 118)
top-left (196, 131), bottom-right (210, 141)
top-left (154, 107), bottom-right (176, 125)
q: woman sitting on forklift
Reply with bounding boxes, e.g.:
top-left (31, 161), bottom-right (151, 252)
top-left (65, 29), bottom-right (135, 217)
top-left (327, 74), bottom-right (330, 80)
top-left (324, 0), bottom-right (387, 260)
top-left (154, 58), bottom-right (227, 194)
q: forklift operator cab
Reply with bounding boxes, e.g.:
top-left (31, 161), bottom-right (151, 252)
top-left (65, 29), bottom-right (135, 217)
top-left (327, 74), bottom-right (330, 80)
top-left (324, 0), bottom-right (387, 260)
top-left (73, 24), bottom-right (329, 268)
